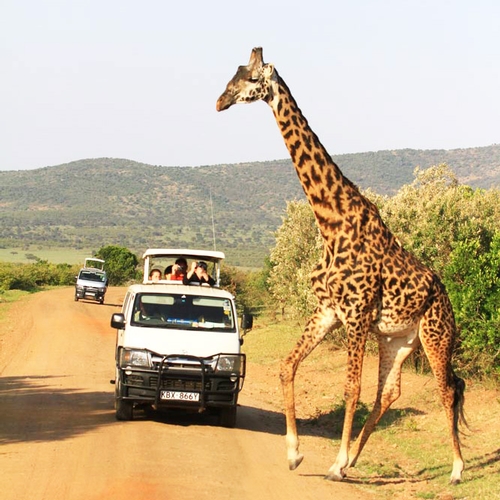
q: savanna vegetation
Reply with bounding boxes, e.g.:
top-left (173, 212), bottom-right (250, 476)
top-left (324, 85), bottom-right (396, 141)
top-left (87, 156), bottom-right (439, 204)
top-left (1, 160), bottom-right (499, 381)
top-left (0, 245), bottom-right (140, 294)
top-left (1, 145), bottom-right (499, 267)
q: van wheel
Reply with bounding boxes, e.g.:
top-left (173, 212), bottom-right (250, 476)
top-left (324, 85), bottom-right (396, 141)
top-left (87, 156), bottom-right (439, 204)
top-left (218, 406), bottom-right (237, 428)
top-left (116, 399), bottom-right (134, 421)
top-left (115, 375), bottom-right (133, 421)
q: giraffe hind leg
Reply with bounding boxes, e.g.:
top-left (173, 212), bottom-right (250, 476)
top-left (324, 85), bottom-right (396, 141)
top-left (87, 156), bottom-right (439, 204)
top-left (324, 320), bottom-right (372, 481)
top-left (347, 329), bottom-right (420, 470)
top-left (419, 303), bottom-right (465, 484)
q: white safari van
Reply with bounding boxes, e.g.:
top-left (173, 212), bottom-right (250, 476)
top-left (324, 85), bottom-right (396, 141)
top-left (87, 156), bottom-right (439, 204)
top-left (110, 249), bottom-right (252, 427)
top-left (75, 257), bottom-right (108, 304)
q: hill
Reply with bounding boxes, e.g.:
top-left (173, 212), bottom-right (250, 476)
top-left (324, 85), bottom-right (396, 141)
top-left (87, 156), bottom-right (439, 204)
top-left (1, 144), bottom-right (499, 267)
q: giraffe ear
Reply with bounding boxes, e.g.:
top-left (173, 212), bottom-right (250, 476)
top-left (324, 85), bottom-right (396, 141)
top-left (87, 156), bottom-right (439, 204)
top-left (263, 63), bottom-right (275, 78)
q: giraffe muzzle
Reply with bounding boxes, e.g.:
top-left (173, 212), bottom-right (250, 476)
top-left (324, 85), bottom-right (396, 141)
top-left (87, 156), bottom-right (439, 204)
top-left (216, 93), bottom-right (233, 112)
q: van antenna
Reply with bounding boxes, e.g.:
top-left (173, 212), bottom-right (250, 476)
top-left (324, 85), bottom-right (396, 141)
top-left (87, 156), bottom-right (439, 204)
top-left (210, 189), bottom-right (217, 251)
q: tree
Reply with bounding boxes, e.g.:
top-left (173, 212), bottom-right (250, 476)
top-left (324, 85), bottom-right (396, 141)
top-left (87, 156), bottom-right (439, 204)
top-left (220, 264), bottom-right (269, 316)
top-left (373, 164), bottom-right (500, 275)
top-left (268, 201), bottom-right (322, 319)
top-left (94, 245), bottom-right (138, 285)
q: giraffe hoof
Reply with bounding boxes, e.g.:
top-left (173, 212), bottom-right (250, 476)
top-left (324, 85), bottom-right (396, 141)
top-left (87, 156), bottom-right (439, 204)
top-left (288, 454), bottom-right (304, 470)
top-left (324, 469), bottom-right (346, 482)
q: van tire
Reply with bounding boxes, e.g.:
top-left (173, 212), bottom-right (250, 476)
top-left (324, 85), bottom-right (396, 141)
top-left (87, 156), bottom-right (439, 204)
top-left (114, 372), bottom-right (133, 421)
top-left (115, 399), bottom-right (134, 421)
top-left (218, 406), bottom-right (237, 428)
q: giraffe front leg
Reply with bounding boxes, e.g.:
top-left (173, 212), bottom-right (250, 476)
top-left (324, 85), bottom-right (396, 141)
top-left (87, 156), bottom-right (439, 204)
top-left (280, 352), bottom-right (309, 470)
top-left (280, 306), bottom-right (340, 471)
top-left (325, 452), bottom-right (349, 481)
top-left (281, 376), bottom-right (304, 470)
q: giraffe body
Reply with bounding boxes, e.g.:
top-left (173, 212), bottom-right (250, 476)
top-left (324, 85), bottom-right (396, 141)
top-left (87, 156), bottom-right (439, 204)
top-left (217, 48), bottom-right (466, 484)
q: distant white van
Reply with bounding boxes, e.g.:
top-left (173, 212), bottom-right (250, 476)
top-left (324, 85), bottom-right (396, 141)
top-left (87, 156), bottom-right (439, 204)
top-left (75, 258), bottom-right (108, 304)
top-left (110, 248), bottom-right (253, 427)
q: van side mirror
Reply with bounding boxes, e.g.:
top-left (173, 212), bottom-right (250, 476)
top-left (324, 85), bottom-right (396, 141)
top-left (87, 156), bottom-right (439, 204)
top-left (241, 314), bottom-right (253, 332)
top-left (111, 313), bottom-right (126, 329)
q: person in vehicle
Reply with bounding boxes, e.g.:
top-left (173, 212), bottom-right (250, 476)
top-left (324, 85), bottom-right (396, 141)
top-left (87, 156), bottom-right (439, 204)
top-left (149, 268), bottom-right (162, 282)
top-left (135, 300), bottom-right (161, 321)
top-left (164, 265), bottom-right (173, 279)
top-left (183, 261), bottom-right (215, 286)
top-left (167, 258), bottom-right (187, 281)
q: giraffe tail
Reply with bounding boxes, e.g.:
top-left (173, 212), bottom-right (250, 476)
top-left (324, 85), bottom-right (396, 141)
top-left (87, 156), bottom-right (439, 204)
top-left (452, 371), bottom-right (468, 438)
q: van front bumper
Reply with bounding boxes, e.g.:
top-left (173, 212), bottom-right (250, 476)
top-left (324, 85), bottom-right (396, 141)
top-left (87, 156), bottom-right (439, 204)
top-left (116, 353), bottom-right (246, 411)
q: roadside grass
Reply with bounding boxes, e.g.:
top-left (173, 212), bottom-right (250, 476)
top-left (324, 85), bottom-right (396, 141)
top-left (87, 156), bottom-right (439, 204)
top-left (0, 289), bottom-right (31, 307)
top-left (0, 290), bottom-right (33, 322)
top-left (243, 314), bottom-right (306, 365)
top-left (244, 313), bottom-right (500, 500)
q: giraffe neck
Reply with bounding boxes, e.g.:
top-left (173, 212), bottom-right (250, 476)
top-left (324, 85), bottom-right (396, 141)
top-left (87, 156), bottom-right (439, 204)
top-left (268, 74), bottom-right (364, 241)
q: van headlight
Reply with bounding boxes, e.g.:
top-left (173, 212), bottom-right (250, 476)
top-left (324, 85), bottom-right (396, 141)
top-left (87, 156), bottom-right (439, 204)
top-left (120, 349), bottom-right (151, 368)
top-left (215, 355), bottom-right (241, 373)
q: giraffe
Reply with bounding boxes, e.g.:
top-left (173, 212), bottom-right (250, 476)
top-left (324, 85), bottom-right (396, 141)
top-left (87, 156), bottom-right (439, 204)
top-left (216, 47), bottom-right (467, 484)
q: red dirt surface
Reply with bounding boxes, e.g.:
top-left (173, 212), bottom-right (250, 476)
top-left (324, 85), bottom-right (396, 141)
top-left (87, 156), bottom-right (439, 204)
top-left (0, 287), bottom-right (374, 500)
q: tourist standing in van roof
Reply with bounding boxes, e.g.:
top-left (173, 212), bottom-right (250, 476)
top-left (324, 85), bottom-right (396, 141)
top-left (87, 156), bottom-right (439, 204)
top-left (167, 258), bottom-right (187, 281)
top-left (183, 261), bottom-right (215, 286)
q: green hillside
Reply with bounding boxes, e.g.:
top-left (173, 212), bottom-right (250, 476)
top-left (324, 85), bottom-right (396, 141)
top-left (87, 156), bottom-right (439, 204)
top-left (1, 145), bottom-right (499, 267)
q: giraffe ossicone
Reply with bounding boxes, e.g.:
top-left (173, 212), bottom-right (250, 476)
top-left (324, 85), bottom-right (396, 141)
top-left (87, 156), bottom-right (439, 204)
top-left (217, 47), bottom-right (466, 484)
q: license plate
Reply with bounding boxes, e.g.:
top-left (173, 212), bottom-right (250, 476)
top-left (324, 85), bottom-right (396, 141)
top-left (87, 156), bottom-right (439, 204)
top-left (160, 390), bottom-right (200, 402)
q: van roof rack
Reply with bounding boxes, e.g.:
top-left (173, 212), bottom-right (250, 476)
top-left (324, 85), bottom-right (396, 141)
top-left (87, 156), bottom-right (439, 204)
top-left (83, 257), bottom-right (105, 271)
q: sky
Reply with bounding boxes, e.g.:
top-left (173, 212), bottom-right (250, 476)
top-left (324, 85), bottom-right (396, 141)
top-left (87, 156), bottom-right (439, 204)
top-left (1, 0), bottom-right (499, 171)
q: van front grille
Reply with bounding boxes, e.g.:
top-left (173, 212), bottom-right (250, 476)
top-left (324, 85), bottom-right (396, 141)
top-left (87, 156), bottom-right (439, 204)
top-left (149, 377), bottom-right (205, 391)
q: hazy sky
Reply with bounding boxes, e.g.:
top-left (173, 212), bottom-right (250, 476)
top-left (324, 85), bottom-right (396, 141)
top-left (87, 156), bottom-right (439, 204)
top-left (1, 0), bottom-right (499, 171)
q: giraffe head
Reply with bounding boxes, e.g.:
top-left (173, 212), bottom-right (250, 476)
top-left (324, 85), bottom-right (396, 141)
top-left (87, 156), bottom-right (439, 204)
top-left (216, 47), bottom-right (277, 112)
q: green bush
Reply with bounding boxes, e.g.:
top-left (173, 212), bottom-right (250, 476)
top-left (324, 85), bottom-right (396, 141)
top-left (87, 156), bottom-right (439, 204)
top-left (443, 233), bottom-right (500, 378)
top-left (0, 260), bottom-right (79, 292)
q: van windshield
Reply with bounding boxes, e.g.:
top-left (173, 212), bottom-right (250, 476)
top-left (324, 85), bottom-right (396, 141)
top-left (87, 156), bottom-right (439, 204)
top-left (79, 270), bottom-right (107, 283)
top-left (131, 293), bottom-right (235, 332)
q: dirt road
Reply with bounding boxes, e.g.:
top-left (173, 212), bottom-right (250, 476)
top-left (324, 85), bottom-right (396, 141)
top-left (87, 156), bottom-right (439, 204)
top-left (0, 287), bottom-right (372, 500)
